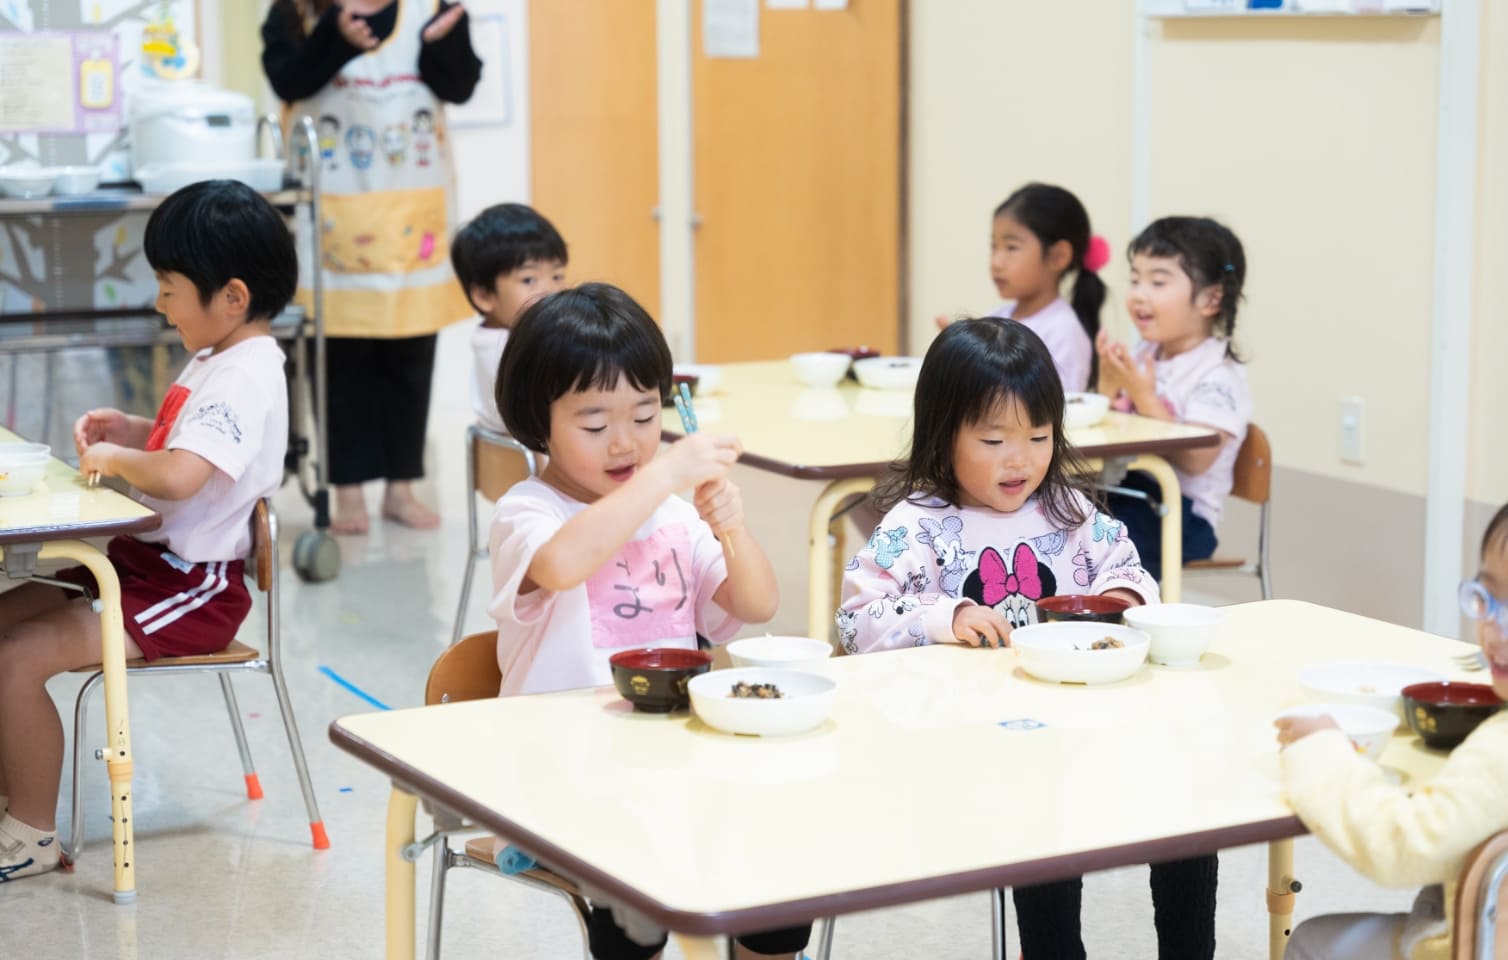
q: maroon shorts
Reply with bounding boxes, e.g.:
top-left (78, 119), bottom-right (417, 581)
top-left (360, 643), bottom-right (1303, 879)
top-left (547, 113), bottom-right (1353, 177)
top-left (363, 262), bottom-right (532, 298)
top-left (54, 536), bottom-right (251, 662)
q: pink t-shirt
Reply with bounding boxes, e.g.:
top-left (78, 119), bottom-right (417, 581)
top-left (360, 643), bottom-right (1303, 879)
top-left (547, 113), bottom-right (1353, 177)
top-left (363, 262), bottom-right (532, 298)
top-left (487, 477), bottom-right (740, 696)
top-left (837, 490), bottom-right (1159, 654)
top-left (1130, 336), bottom-right (1251, 528)
top-left (988, 297), bottom-right (1092, 393)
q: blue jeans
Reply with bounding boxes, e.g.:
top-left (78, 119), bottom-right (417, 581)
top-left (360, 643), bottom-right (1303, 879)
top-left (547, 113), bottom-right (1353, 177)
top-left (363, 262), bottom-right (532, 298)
top-left (1104, 471), bottom-right (1217, 583)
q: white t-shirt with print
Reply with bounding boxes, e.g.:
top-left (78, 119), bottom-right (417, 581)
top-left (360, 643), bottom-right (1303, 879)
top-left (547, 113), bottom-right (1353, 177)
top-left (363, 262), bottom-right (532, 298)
top-left (469, 320), bottom-right (509, 434)
top-left (488, 477), bottom-right (740, 696)
top-left (135, 335), bottom-right (288, 563)
top-left (988, 297), bottom-right (1092, 393)
top-left (1131, 336), bottom-right (1251, 528)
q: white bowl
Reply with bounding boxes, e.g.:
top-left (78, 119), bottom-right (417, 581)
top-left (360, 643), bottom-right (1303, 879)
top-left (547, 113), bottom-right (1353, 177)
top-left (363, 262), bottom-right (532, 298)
top-left (853, 356), bottom-right (922, 391)
top-left (726, 635), bottom-right (833, 671)
top-left (1122, 603), bottom-right (1222, 667)
top-left (0, 442), bottom-right (51, 462)
top-left (52, 165), bottom-right (102, 195)
top-left (1299, 662), bottom-right (1448, 721)
top-left (674, 363), bottom-right (722, 395)
top-left (789, 352), bottom-right (851, 387)
top-left (1011, 622), bottom-right (1150, 685)
top-left (1277, 703), bottom-right (1399, 761)
top-left (0, 167), bottom-right (59, 199)
top-left (689, 667), bottom-right (837, 737)
top-left (1064, 392), bottom-right (1111, 429)
top-left (0, 444), bottom-right (50, 497)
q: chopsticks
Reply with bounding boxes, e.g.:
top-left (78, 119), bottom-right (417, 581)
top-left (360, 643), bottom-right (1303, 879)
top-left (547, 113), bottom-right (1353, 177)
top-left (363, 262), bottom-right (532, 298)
top-left (671, 383), bottom-right (735, 557)
top-left (87, 471), bottom-right (100, 488)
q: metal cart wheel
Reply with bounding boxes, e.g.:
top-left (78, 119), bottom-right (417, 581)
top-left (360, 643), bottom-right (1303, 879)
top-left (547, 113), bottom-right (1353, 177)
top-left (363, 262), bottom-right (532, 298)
top-left (293, 529), bottom-right (340, 583)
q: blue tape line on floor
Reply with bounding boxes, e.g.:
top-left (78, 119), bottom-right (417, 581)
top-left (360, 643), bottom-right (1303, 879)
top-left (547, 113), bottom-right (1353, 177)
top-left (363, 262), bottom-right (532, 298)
top-left (318, 665), bottom-right (393, 711)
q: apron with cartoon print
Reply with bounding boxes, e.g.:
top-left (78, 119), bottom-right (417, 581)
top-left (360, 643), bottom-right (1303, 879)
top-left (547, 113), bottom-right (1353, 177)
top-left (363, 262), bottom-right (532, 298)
top-left (290, 0), bottom-right (469, 338)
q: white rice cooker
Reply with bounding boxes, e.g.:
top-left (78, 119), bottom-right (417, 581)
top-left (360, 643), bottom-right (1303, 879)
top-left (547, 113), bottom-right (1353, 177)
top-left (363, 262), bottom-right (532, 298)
top-left (128, 82), bottom-right (278, 193)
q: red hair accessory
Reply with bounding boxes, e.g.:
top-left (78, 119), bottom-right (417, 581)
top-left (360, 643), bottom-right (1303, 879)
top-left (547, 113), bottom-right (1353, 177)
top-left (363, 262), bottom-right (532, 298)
top-left (1083, 234), bottom-right (1111, 273)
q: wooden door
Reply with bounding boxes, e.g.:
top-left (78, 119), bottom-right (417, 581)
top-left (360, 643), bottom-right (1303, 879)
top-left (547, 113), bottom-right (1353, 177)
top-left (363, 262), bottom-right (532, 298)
top-left (691, 0), bottom-right (904, 362)
top-left (529, 1), bottom-right (660, 315)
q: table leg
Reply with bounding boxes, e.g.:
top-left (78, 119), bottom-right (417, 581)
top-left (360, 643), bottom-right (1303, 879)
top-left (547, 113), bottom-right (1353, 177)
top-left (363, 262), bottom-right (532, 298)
top-left (807, 477), bottom-right (878, 642)
top-left (1125, 454), bottom-right (1183, 603)
top-left (37, 540), bottom-right (136, 903)
top-left (387, 786), bottom-right (420, 960)
top-left (672, 934), bottom-right (731, 960)
top-left (1267, 838), bottom-right (1298, 960)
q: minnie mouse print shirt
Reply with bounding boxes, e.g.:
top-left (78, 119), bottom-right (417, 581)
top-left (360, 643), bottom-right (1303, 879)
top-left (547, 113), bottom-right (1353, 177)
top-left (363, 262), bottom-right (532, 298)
top-left (836, 491), bottom-right (1158, 654)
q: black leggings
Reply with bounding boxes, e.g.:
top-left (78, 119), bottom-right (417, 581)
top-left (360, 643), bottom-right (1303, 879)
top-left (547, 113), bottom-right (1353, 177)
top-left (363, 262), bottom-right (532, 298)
top-left (586, 906), bottom-right (810, 959)
top-left (325, 334), bottom-right (437, 485)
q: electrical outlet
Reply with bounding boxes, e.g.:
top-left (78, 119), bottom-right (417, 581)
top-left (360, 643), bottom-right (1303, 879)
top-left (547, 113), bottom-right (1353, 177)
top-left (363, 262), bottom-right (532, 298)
top-left (1339, 397), bottom-right (1364, 464)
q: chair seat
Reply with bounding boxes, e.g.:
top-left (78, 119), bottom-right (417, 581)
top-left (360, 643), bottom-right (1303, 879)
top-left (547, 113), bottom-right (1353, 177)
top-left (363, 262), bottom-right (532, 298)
top-left (1185, 556), bottom-right (1247, 571)
top-left (71, 640), bottom-right (262, 673)
top-left (462, 836), bottom-right (582, 896)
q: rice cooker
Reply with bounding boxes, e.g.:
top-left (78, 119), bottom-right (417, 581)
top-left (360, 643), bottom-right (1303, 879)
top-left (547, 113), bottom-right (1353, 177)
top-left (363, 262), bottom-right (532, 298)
top-left (128, 82), bottom-right (256, 178)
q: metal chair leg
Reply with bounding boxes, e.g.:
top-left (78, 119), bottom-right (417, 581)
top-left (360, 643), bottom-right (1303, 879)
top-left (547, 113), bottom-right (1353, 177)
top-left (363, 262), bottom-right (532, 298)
top-left (991, 888), bottom-right (1007, 960)
top-left (219, 674), bottom-right (262, 799)
top-left (451, 428), bottom-right (481, 646)
top-left (268, 655), bottom-right (329, 849)
top-left (65, 671), bottom-right (106, 861)
top-left (812, 916), bottom-right (836, 960)
top-left (425, 842), bottom-right (453, 960)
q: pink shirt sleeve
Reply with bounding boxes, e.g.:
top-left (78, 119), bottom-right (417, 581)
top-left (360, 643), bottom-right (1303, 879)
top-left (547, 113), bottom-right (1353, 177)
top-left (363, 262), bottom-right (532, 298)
top-left (487, 491), bottom-right (567, 628)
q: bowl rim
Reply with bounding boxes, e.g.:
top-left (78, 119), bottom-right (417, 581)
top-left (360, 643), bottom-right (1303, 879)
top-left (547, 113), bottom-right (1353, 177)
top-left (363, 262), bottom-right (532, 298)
top-left (1010, 621), bottom-right (1151, 651)
top-left (1121, 602), bottom-right (1224, 626)
top-left (1400, 680), bottom-right (1504, 707)
top-left (726, 634), bottom-right (832, 654)
top-left (1035, 593), bottom-right (1133, 614)
top-left (688, 666), bottom-right (837, 698)
top-left (1276, 702), bottom-right (1400, 731)
top-left (608, 646), bottom-right (713, 670)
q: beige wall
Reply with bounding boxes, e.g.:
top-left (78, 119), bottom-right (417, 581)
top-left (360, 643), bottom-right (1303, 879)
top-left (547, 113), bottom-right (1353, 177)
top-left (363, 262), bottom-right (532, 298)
top-left (1471, 1), bottom-right (1508, 510)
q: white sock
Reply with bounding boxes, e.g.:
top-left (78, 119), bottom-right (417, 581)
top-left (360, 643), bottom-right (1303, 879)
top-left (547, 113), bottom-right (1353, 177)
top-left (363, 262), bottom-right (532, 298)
top-left (0, 813), bottom-right (61, 879)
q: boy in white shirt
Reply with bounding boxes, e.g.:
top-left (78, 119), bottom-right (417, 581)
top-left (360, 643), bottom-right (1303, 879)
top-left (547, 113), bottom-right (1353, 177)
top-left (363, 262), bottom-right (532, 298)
top-left (0, 180), bottom-right (294, 880)
top-left (449, 204), bottom-right (568, 434)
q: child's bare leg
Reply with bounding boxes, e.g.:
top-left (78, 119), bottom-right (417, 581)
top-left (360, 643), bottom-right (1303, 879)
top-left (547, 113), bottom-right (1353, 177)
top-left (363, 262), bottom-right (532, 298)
top-left (0, 584), bottom-right (83, 803)
top-left (331, 483), bottom-right (370, 535)
top-left (381, 480), bottom-right (440, 530)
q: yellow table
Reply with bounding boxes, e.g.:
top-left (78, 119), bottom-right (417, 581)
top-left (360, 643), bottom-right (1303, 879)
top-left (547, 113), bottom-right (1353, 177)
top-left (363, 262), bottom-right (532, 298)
top-left (0, 430), bottom-right (158, 902)
top-left (332, 599), bottom-right (1470, 960)
top-left (662, 361), bottom-right (1222, 637)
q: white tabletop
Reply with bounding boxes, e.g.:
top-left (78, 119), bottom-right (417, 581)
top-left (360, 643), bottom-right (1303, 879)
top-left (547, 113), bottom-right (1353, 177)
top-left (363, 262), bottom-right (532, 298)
top-left (331, 599), bottom-right (1471, 935)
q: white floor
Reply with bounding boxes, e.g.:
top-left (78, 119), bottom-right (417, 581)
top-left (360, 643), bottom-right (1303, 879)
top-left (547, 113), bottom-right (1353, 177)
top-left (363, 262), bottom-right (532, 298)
top-left (7, 330), bottom-right (1417, 959)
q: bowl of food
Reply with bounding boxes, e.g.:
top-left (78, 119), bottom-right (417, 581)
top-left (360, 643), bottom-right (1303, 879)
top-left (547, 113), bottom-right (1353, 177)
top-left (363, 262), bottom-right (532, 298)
top-left (853, 356), bottom-right (922, 391)
top-left (726, 635), bottom-right (833, 672)
top-left (674, 363), bottom-right (722, 395)
top-left (0, 165), bottom-right (59, 199)
top-left (1035, 594), bottom-right (1131, 625)
top-left (826, 346), bottom-right (881, 363)
top-left (1401, 681), bottom-right (1505, 750)
top-left (1277, 703), bottom-right (1399, 761)
top-left (666, 372), bottom-right (700, 406)
top-left (789, 352), bottom-right (852, 387)
top-left (1299, 662), bottom-right (1448, 721)
top-left (688, 667), bottom-right (837, 736)
top-left (1122, 603), bottom-right (1223, 667)
top-left (608, 647), bottom-right (714, 713)
top-left (0, 442), bottom-right (52, 497)
top-left (1064, 392), bottom-right (1111, 430)
top-left (1010, 622), bottom-right (1150, 685)
top-left (52, 165), bottom-right (102, 195)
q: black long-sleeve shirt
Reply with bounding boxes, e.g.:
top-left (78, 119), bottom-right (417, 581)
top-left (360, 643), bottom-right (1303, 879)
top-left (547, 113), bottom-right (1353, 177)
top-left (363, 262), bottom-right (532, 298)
top-left (260, 1), bottom-right (482, 106)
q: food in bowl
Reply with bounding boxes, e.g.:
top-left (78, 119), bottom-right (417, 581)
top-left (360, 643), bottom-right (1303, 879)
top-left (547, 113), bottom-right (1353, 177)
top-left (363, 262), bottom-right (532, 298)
top-left (852, 356), bottom-right (922, 391)
top-left (1401, 681), bottom-right (1505, 750)
top-left (729, 681), bottom-right (784, 699)
top-left (1063, 392), bottom-right (1111, 429)
top-left (1035, 593), bottom-right (1130, 624)
top-left (689, 667), bottom-right (836, 736)
top-left (726, 635), bottom-right (832, 671)
top-left (1277, 703), bottom-right (1399, 760)
top-left (1010, 622), bottom-right (1150, 685)
top-left (789, 352), bottom-right (852, 387)
top-left (1088, 636), bottom-right (1124, 650)
top-left (1299, 662), bottom-right (1447, 720)
top-left (1122, 603), bottom-right (1223, 667)
top-left (608, 647), bottom-right (713, 713)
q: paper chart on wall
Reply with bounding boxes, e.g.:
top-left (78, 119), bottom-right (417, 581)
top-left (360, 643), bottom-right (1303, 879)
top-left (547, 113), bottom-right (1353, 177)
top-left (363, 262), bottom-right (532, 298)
top-left (448, 14), bottom-right (512, 129)
top-left (704, 0), bottom-right (759, 58)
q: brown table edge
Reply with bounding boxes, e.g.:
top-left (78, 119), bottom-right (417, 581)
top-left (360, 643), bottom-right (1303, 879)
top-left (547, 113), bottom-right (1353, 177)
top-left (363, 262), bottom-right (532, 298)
top-left (330, 717), bottom-right (1304, 938)
top-left (0, 513), bottom-right (161, 547)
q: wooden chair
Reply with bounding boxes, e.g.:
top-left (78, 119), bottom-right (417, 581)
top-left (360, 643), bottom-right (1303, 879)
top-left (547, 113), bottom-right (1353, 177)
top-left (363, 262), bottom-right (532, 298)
top-left (449, 425), bottom-right (537, 646)
top-left (1454, 830), bottom-right (1508, 960)
top-left (1184, 423), bottom-right (1273, 600)
top-left (64, 499), bottom-right (328, 861)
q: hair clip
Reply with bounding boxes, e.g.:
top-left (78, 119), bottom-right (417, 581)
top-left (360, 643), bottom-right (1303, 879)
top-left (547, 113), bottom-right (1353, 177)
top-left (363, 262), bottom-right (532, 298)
top-left (1223, 263), bottom-right (1235, 273)
top-left (1082, 234), bottom-right (1112, 274)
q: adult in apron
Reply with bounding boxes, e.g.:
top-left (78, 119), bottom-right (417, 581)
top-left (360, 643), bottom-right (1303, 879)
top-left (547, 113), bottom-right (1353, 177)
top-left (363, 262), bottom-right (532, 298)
top-left (262, 0), bottom-right (478, 533)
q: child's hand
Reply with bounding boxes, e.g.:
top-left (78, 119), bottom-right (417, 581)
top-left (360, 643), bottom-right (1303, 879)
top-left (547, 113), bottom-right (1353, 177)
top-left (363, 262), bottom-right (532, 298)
top-left (1274, 714), bottom-right (1341, 748)
top-left (661, 432), bottom-right (740, 491)
top-left (73, 408), bottom-right (132, 456)
top-left (1095, 330), bottom-right (1126, 397)
top-left (78, 442), bottom-right (123, 480)
top-left (694, 478), bottom-right (744, 536)
top-left (422, 2), bottom-right (466, 42)
top-left (952, 604), bottom-right (1012, 648)
top-left (337, 6), bottom-right (379, 50)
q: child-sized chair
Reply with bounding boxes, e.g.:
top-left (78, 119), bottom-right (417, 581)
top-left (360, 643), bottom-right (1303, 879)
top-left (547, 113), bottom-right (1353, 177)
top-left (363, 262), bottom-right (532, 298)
top-left (64, 499), bottom-right (328, 861)
top-left (450, 425), bottom-right (538, 646)
top-left (1454, 829), bottom-right (1508, 960)
top-left (1183, 423), bottom-right (1273, 600)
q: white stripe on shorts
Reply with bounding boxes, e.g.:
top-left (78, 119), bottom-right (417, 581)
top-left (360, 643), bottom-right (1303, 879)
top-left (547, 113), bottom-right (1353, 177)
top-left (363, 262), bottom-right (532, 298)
top-left (138, 562), bottom-right (230, 636)
top-left (134, 564), bottom-right (222, 624)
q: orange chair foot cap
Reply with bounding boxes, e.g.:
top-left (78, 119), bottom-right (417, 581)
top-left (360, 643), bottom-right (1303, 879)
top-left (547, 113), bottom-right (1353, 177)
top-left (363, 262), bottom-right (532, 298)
top-left (310, 821), bottom-right (330, 850)
top-left (244, 773), bottom-right (264, 800)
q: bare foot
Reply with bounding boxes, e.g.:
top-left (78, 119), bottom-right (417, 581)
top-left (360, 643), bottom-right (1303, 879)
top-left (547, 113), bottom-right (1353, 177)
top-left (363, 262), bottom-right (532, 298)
top-left (382, 483), bottom-right (441, 530)
top-left (330, 485), bottom-right (370, 535)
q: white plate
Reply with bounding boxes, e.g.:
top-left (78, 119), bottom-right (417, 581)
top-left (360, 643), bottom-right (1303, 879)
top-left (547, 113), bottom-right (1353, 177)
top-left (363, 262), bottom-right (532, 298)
top-left (1299, 661), bottom-right (1447, 720)
top-left (1011, 622), bottom-right (1150, 685)
top-left (853, 356), bottom-right (922, 391)
top-left (689, 667), bottom-right (836, 736)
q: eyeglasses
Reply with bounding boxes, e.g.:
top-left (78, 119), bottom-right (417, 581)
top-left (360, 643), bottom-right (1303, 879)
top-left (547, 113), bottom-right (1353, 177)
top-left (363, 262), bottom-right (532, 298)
top-left (1459, 579), bottom-right (1508, 634)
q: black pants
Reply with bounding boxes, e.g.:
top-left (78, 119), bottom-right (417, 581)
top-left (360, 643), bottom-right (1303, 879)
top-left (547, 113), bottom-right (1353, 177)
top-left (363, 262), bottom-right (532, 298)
top-left (1103, 471), bottom-right (1218, 583)
top-left (1009, 855), bottom-right (1218, 960)
top-left (325, 334), bottom-right (436, 486)
top-left (586, 906), bottom-right (810, 959)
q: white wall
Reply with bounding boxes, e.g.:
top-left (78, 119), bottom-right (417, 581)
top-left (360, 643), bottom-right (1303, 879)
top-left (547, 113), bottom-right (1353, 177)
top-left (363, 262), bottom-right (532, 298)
top-left (449, 0), bottom-right (533, 219)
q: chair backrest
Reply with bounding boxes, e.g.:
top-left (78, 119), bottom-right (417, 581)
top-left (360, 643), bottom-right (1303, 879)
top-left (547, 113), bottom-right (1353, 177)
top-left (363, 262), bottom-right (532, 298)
top-left (474, 431), bottom-right (536, 503)
top-left (1229, 423), bottom-right (1272, 506)
top-left (1454, 830), bottom-right (1508, 960)
top-left (251, 498), bottom-right (274, 593)
top-left (425, 631), bottom-right (503, 706)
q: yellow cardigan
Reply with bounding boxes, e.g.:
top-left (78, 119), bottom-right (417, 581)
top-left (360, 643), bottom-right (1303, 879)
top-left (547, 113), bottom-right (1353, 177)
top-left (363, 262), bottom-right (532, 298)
top-left (1281, 711), bottom-right (1508, 960)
